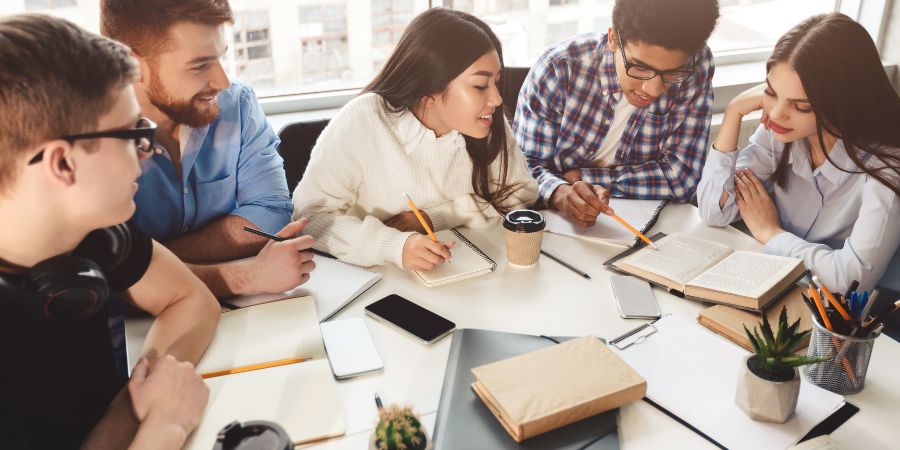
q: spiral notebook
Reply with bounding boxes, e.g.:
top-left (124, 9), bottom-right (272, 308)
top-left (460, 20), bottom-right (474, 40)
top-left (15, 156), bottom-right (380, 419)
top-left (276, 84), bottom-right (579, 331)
top-left (412, 229), bottom-right (496, 287)
top-left (543, 199), bottom-right (668, 246)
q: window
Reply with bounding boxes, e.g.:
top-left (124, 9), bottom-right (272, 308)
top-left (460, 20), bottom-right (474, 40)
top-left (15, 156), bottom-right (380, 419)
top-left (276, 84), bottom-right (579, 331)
top-left (24, 0), bottom-right (77, 10)
top-left (2, 0), bottom-right (885, 110)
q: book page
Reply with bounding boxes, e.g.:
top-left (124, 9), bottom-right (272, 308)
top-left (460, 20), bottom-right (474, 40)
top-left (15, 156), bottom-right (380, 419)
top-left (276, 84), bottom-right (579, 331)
top-left (618, 233), bottom-right (732, 285)
top-left (414, 229), bottom-right (493, 286)
top-left (543, 199), bottom-right (666, 246)
top-left (225, 256), bottom-right (382, 321)
top-left (125, 297), bottom-right (325, 375)
top-left (689, 251), bottom-right (801, 299)
top-left (183, 359), bottom-right (345, 450)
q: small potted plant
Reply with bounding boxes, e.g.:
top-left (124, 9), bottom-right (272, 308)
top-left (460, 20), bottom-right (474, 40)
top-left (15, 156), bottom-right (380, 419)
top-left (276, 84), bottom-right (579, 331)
top-left (370, 404), bottom-right (430, 450)
top-left (735, 306), bottom-right (828, 423)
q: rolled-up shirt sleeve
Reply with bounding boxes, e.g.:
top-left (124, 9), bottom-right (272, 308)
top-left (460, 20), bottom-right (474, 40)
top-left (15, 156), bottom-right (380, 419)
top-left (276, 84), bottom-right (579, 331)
top-left (230, 87), bottom-right (293, 234)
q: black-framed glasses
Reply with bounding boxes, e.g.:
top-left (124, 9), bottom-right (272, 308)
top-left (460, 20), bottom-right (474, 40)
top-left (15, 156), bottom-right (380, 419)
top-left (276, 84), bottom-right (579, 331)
top-left (28, 117), bottom-right (157, 165)
top-left (616, 30), bottom-right (693, 85)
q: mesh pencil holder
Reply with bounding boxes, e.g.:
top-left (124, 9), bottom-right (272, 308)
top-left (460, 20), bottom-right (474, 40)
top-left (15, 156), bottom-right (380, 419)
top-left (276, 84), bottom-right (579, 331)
top-left (802, 317), bottom-right (879, 395)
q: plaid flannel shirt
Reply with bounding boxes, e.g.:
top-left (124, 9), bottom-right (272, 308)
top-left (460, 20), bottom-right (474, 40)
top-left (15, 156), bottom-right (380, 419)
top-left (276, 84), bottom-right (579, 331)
top-left (513, 33), bottom-right (714, 205)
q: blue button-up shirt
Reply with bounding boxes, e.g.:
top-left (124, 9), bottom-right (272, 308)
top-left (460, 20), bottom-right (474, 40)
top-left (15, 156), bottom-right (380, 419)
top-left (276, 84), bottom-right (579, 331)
top-left (133, 81), bottom-right (292, 240)
top-left (514, 33), bottom-right (715, 205)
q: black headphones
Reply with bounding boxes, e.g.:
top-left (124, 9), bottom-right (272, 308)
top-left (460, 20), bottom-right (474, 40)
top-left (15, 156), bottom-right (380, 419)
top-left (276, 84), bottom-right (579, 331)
top-left (0, 224), bottom-right (131, 322)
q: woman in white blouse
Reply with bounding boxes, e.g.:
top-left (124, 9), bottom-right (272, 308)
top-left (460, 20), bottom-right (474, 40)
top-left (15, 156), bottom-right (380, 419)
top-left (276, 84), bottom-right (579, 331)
top-left (292, 8), bottom-right (538, 271)
top-left (697, 13), bottom-right (900, 292)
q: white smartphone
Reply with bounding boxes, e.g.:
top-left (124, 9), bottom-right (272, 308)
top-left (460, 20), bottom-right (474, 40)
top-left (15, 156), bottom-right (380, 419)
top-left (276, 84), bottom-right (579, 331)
top-left (610, 274), bottom-right (661, 319)
top-left (320, 318), bottom-right (384, 379)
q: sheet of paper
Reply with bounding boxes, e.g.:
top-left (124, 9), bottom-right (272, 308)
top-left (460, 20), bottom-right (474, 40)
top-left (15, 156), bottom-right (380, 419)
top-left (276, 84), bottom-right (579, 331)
top-left (620, 233), bottom-right (732, 285)
top-left (414, 229), bottom-right (493, 286)
top-left (690, 251), bottom-right (800, 299)
top-left (543, 198), bottom-right (666, 245)
top-left (183, 359), bottom-right (346, 450)
top-left (126, 297), bottom-right (325, 374)
top-left (225, 256), bottom-right (382, 321)
top-left (612, 315), bottom-right (845, 450)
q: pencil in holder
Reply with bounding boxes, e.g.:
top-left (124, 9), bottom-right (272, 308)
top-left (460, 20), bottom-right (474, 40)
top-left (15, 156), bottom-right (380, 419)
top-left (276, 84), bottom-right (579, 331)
top-left (802, 316), bottom-right (879, 395)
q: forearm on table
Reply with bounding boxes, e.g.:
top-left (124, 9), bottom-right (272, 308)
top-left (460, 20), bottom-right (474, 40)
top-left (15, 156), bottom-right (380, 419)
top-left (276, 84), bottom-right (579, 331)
top-left (162, 215), bottom-right (266, 263)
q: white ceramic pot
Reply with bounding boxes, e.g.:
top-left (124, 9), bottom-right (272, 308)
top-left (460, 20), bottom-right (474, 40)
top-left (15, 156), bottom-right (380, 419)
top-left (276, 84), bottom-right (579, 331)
top-left (735, 354), bottom-right (801, 423)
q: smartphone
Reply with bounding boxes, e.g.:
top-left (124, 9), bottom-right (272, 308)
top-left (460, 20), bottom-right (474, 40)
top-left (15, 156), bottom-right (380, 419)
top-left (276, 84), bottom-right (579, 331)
top-left (364, 294), bottom-right (455, 344)
top-left (320, 318), bottom-right (384, 379)
top-left (610, 274), bottom-right (661, 319)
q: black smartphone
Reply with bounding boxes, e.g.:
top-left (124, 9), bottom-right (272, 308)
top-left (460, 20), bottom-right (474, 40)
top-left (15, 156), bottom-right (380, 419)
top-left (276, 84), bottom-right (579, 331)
top-left (364, 294), bottom-right (455, 344)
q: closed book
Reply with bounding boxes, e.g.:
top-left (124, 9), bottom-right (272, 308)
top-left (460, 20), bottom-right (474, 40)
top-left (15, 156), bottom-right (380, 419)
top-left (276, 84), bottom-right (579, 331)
top-left (471, 336), bottom-right (646, 442)
top-left (698, 284), bottom-right (812, 351)
top-left (432, 329), bottom-right (619, 450)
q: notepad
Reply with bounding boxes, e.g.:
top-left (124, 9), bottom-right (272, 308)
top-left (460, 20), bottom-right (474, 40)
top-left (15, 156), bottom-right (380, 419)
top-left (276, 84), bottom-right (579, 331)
top-left (611, 315), bottom-right (845, 450)
top-left (609, 233), bottom-right (806, 311)
top-left (411, 229), bottom-right (496, 287)
top-left (471, 336), bottom-right (646, 442)
top-left (223, 255), bottom-right (382, 321)
top-left (125, 297), bottom-right (346, 448)
top-left (543, 198), bottom-right (667, 246)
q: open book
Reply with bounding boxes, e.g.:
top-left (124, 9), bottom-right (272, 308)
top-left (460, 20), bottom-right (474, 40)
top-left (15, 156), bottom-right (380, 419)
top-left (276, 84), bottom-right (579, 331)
top-left (125, 297), bottom-right (345, 449)
top-left (543, 199), bottom-right (667, 246)
top-left (222, 255), bottom-right (382, 322)
top-left (608, 233), bottom-right (805, 311)
top-left (412, 229), bottom-right (496, 287)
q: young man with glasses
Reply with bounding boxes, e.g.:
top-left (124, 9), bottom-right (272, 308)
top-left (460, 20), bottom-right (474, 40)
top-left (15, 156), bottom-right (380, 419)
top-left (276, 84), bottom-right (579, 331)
top-left (0, 14), bottom-right (218, 449)
top-left (514, 0), bottom-right (720, 227)
top-left (100, 0), bottom-right (316, 298)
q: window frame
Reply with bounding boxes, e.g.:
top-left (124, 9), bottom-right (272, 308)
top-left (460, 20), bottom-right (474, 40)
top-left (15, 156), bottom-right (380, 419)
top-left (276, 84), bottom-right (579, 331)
top-left (257, 0), bottom-right (891, 116)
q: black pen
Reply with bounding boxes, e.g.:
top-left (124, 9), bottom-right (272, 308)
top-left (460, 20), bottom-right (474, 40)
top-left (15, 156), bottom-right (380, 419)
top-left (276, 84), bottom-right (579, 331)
top-left (242, 226), bottom-right (333, 258)
top-left (540, 249), bottom-right (590, 279)
top-left (374, 393), bottom-right (384, 410)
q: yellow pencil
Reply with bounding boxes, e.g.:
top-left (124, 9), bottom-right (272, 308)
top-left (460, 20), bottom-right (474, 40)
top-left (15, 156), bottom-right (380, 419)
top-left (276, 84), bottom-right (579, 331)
top-left (609, 213), bottom-right (659, 250)
top-left (201, 356), bottom-right (309, 379)
top-left (403, 192), bottom-right (438, 241)
top-left (812, 275), bottom-right (852, 322)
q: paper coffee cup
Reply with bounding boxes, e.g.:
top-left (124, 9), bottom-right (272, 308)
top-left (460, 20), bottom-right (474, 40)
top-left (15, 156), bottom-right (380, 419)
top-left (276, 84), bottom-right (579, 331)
top-left (503, 210), bottom-right (545, 267)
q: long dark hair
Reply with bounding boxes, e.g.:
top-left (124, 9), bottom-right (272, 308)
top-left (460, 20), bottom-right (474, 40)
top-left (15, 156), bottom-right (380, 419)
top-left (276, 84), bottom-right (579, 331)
top-left (768, 13), bottom-right (900, 196)
top-left (363, 8), bottom-right (520, 214)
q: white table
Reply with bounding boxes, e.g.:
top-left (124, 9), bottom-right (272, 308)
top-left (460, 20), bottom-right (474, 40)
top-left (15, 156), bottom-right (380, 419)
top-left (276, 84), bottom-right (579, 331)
top-left (137, 204), bottom-right (900, 449)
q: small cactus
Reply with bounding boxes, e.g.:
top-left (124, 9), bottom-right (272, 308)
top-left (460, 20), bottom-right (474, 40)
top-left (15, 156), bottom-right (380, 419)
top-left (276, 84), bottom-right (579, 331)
top-left (374, 405), bottom-right (425, 450)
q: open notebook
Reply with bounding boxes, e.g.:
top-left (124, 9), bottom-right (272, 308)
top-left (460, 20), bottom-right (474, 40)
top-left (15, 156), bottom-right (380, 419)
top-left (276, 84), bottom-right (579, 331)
top-left (125, 297), bottom-right (345, 449)
top-left (543, 199), bottom-right (667, 246)
top-left (607, 233), bottom-right (805, 311)
top-left (222, 255), bottom-right (382, 321)
top-left (611, 315), bottom-right (845, 450)
top-left (412, 229), bottom-right (496, 287)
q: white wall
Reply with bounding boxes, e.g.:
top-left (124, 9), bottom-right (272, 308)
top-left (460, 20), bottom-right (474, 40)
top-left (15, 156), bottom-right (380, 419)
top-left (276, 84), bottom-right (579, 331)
top-left (883, 0), bottom-right (900, 91)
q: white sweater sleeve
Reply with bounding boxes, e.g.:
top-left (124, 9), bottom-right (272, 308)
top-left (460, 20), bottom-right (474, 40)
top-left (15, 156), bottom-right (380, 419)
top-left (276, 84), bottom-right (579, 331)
top-left (424, 120), bottom-right (539, 230)
top-left (291, 102), bottom-right (413, 268)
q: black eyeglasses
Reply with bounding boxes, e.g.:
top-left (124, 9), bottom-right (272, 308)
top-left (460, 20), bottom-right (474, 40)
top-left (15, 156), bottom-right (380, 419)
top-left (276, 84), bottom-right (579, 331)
top-left (28, 117), bottom-right (158, 165)
top-left (616, 30), bottom-right (693, 85)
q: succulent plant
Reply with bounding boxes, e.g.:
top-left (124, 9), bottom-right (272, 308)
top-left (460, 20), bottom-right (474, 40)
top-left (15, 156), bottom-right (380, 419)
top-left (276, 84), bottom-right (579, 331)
top-left (744, 306), bottom-right (829, 374)
top-left (374, 405), bottom-right (425, 450)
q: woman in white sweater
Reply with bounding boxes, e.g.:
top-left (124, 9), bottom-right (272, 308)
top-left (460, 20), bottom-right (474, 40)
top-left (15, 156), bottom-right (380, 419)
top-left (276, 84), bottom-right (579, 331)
top-left (292, 8), bottom-right (538, 271)
top-left (697, 14), bottom-right (900, 292)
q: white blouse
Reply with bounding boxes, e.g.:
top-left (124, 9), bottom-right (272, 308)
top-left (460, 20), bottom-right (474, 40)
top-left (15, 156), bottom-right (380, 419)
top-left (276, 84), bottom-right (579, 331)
top-left (697, 125), bottom-right (900, 292)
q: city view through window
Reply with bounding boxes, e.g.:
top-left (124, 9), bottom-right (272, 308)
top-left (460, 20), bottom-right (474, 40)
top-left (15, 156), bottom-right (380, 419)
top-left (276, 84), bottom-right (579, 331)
top-left (3, 0), bottom-right (837, 97)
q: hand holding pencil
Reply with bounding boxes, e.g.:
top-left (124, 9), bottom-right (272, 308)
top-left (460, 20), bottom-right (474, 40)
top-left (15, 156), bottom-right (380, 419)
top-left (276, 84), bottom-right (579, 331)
top-left (399, 193), bottom-right (454, 272)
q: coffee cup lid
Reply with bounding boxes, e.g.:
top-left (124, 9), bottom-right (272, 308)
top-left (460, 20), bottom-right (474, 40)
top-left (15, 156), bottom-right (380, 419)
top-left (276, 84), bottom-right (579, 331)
top-left (503, 210), bottom-right (545, 232)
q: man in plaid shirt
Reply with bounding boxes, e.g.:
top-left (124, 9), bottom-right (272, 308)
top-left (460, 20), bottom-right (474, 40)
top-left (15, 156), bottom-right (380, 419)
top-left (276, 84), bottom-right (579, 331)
top-left (514, 0), bottom-right (720, 226)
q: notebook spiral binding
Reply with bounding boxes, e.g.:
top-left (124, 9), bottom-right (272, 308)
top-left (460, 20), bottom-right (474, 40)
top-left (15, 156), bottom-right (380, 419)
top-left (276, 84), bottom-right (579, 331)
top-left (450, 228), bottom-right (497, 271)
top-left (634, 199), bottom-right (670, 246)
